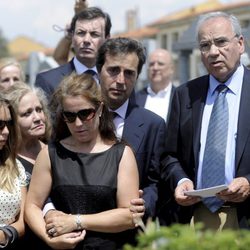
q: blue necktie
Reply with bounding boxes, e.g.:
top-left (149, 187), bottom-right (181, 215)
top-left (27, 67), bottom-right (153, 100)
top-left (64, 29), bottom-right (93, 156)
top-left (84, 69), bottom-right (96, 76)
top-left (84, 69), bottom-right (99, 83)
top-left (201, 84), bottom-right (229, 212)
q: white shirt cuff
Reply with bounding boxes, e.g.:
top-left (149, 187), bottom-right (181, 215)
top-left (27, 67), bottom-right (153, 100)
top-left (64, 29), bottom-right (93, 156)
top-left (42, 202), bottom-right (56, 217)
top-left (177, 178), bottom-right (191, 186)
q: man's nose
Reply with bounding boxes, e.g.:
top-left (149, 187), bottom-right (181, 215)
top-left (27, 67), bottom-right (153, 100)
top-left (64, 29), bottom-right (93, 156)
top-left (152, 63), bottom-right (159, 70)
top-left (116, 71), bottom-right (125, 83)
top-left (208, 43), bottom-right (220, 55)
top-left (83, 33), bottom-right (92, 42)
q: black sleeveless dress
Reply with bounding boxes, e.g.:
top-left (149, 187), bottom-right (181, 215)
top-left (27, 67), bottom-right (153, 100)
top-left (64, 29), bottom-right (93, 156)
top-left (48, 141), bottom-right (130, 250)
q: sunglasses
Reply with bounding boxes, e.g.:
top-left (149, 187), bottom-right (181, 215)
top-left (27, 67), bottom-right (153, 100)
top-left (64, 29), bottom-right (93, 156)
top-left (0, 120), bottom-right (13, 130)
top-left (62, 108), bottom-right (97, 123)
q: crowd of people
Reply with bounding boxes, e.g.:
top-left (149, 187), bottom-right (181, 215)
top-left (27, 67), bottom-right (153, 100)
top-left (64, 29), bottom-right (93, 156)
top-left (0, 4), bottom-right (250, 249)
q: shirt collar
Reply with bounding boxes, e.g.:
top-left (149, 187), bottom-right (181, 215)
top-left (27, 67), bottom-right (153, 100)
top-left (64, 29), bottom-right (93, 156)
top-left (110, 100), bottom-right (128, 120)
top-left (209, 64), bottom-right (244, 96)
top-left (147, 83), bottom-right (172, 97)
top-left (73, 57), bottom-right (98, 75)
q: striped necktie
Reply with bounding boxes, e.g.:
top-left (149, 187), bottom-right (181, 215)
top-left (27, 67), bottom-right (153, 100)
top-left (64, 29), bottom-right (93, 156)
top-left (201, 84), bottom-right (229, 212)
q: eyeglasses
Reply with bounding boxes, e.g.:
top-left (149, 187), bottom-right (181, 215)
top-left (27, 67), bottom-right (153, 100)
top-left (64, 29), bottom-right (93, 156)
top-left (199, 34), bottom-right (238, 53)
top-left (0, 120), bottom-right (13, 130)
top-left (62, 108), bottom-right (97, 123)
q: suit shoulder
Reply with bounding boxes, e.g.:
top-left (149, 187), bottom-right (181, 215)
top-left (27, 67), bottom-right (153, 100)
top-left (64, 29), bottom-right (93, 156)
top-left (176, 75), bottom-right (209, 92)
top-left (136, 87), bottom-right (147, 94)
top-left (135, 87), bottom-right (147, 107)
top-left (133, 106), bottom-right (165, 124)
top-left (135, 87), bottom-right (147, 98)
top-left (36, 63), bottom-right (71, 78)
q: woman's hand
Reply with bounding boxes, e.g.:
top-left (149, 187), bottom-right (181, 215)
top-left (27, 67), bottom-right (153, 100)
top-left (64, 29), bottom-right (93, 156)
top-left (46, 230), bottom-right (86, 249)
top-left (46, 213), bottom-right (79, 237)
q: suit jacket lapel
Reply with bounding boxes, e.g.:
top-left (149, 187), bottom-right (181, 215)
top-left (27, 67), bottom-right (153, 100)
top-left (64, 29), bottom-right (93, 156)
top-left (123, 114), bottom-right (144, 153)
top-left (62, 59), bottom-right (75, 75)
top-left (235, 67), bottom-right (250, 167)
top-left (166, 86), bottom-right (176, 125)
top-left (136, 87), bottom-right (147, 107)
top-left (191, 76), bottom-right (209, 169)
top-left (122, 93), bottom-right (144, 153)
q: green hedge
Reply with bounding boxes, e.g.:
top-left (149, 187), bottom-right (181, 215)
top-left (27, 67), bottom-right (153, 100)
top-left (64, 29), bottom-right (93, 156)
top-left (124, 220), bottom-right (250, 250)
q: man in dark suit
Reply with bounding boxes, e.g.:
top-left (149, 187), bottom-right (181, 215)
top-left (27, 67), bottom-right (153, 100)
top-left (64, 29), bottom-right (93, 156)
top-left (96, 37), bottom-right (167, 220)
top-left (135, 48), bottom-right (176, 225)
top-left (161, 11), bottom-right (250, 231)
top-left (135, 48), bottom-right (175, 125)
top-left (35, 7), bottom-right (111, 98)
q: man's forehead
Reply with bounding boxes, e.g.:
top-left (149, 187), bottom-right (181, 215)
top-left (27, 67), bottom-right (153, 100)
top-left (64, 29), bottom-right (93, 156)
top-left (199, 17), bottom-right (231, 32)
top-left (75, 18), bottom-right (105, 29)
top-left (104, 53), bottom-right (138, 65)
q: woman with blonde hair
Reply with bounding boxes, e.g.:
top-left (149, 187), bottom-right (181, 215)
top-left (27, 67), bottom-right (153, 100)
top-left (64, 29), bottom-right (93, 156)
top-left (4, 82), bottom-right (52, 249)
top-left (0, 57), bottom-right (25, 90)
top-left (5, 82), bottom-right (51, 176)
top-left (0, 95), bottom-right (27, 249)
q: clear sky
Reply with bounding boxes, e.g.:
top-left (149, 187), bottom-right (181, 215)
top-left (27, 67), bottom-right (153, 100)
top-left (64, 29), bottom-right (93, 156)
top-left (0, 0), bottom-right (245, 48)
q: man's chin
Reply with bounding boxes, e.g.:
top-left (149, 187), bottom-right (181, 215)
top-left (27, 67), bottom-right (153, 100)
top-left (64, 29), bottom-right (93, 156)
top-left (109, 96), bottom-right (124, 109)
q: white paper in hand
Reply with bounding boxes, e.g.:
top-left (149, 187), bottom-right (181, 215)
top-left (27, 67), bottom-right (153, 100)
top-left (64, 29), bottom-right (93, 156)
top-left (184, 184), bottom-right (228, 198)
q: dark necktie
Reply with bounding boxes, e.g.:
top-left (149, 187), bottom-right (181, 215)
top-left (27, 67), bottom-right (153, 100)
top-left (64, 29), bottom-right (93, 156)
top-left (201, 84), bottom-right (229, 212)
top-left (84, 69), bottom-right (96, 76)
top-left (110, 111), bottom-right (118, 120)
top-left (84, 69), bottom-right (99, 83)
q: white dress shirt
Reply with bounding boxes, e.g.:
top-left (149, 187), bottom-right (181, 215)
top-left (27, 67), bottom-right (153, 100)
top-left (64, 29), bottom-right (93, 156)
top-left (144, 83), bottom-right (172, 122)
top-left (197, 65), bottom-right (243, 189)
top-left (73, 57), bottom-right (99, 83)
top-left (178, 65), bottom-right (243, 188)
top-left (110, 100), bottom-right (128, 139)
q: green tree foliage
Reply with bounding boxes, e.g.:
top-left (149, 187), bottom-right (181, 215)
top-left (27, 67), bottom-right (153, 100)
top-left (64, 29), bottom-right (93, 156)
top-left (0, 29), bottom-right (9, 58)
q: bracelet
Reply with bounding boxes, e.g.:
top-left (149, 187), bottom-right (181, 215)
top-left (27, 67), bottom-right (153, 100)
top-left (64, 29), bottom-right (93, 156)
top-left (0, 225), bottom-right (18, 248)
top-left (5, 226), bottom-right (18, 243)
top-left (75, 214), bottom-right (83, 230)
top-left (0, 227), bottom-right (9, 248)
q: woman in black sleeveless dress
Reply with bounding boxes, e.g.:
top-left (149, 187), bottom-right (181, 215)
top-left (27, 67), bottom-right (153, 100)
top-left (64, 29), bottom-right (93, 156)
top-left (25, 73), bottom-right (141, 249)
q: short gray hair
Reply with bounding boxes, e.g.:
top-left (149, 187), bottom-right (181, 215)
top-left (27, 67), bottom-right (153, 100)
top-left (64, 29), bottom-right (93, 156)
top-left (196, 11), bottom-right (242, 41)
